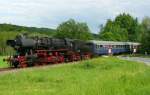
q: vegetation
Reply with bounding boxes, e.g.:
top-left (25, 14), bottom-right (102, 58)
top-left (0, 57), bottom-right (149, 95)
top-left (140, 17), bottom-right (150, 54)
top-left (55, 19), bottom-right (93, 40)
top-left (99, 13), bottom-right (140, 42)
top-left (0, 23), bottom-right (56, 34)
top-left (0, 56), bottom-right (9, 68)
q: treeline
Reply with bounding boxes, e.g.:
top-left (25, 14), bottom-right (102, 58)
top-left (0, 13), bottom-right (150, 55)
top-left (0, 23), bottom-right (56, 34)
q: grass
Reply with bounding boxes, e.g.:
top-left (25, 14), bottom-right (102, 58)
top-left (0, 57), bottom-right (150, 95)
top-left (0, 56), bottom-right (9, 68)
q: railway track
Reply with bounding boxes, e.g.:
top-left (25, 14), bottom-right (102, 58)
top-left (0, 59), bottom-right (86, 73)
top-left (0, 67), bottom-right (17, 73)
top-left (0, 63), bottom-right (64, 73)
top-left (0, 63), bottom-right (61, 73)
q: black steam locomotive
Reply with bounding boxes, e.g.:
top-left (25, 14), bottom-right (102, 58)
top-left (5, 34), bottom-right (92, 68)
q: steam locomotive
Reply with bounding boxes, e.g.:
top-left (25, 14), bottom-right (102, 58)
top-left (5, 34), bottom-right (92, 68)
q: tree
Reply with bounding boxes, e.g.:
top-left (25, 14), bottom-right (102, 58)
top-left (115, 13), bottom-right (139, 41)
top-left (99, 13), bottom-right (140, 42)
top-left (141, 17), bottom-right (150, 30)
top-left (140, 17), bottom-right (150, 53)
top-left (55, 19), bottom-right (93, 40)
top-left (99, 19), bottom-right (128, 41)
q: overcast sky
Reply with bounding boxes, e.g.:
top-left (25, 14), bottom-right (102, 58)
top-left (0, 0), bottom-right (150, 33)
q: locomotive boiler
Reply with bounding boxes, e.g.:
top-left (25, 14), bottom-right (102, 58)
top-left (5, 34), bottom-right (92, 68)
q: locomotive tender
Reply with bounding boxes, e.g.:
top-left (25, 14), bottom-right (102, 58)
top-left (5, 34), bottom-right (140, 68)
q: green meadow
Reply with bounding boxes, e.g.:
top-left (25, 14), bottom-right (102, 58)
top-left (0, 56), bottom-right (9, 68)
top-left (0, 57), bottom-right (150, 95)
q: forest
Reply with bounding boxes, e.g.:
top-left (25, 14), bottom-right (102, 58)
top-left (0, 13), bottom-right (150, 55)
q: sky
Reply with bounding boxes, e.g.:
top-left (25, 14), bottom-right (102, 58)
top-left (0, 0), bottom-right (150, 33)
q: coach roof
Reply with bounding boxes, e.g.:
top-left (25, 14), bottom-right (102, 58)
top-left (89, 40), bottom-right (140, 46)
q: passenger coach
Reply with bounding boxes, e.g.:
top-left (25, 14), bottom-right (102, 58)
top-left (87, 40), bottom-right (140, 55)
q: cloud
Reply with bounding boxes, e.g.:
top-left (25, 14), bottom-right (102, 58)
top-left (0, 0), bottom-right (150, 33)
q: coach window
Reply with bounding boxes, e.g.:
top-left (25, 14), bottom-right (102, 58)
top-left (112, 45), bottom-right (114, 48)
top-left (96, 45), bottom-right (98, 49)
top-left (124, 45), bottom-right (125, 48)
top-left (116, 45), bottom-right (118, 48)
top-left (124, 45), bottom-right (126, 48)
top-left (117, 45), bottom-right (119, 48)
top-left (112, 45), bottom-right (115, 48)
